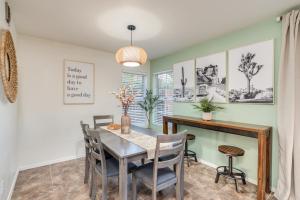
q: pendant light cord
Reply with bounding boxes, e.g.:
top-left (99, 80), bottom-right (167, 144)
top-left (130, 30), bottom-right (133, 46)
top-left (127, 25), bottom-right (136, 46)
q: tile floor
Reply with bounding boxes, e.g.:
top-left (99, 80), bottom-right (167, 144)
top-left (12, 158), bottom-right (275, 200)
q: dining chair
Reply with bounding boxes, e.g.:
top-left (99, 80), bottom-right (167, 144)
top-left (87, 128), bottom-right (137, 200)
top-left (80, 121), bottom-right (91, 185)
top-left (93, 115), bottom-right (114, 129)
top-left (132, 131), bottom-right (187, 200)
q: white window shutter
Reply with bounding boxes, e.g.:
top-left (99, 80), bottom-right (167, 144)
top-left (122, 72), bottom-right (147, 127)
top-left (153, 71), bottom-right (173, 125)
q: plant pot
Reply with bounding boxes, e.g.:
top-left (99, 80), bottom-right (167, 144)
top-left (121, 114), bottom-right (131, 134)
top-left (202, 112), bottom-right (212, 121)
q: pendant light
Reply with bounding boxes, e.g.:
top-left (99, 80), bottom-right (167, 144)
top-left (115, 25), bottom-right (147, 67)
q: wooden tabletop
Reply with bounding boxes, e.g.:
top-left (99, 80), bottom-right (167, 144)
top-left (99, 125), bottom-right (161, 159)
top-left (163, 115), bottom-right (272, 138)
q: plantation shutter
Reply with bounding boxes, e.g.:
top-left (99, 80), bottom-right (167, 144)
top-left (122, 72), bottom-right (147, 127)
top-left (153, 71), bottom-right (173, 125)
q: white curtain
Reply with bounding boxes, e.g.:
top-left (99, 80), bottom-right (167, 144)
top-left (276, 10), bottom-right (300, 200)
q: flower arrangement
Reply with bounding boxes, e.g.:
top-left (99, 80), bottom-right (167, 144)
top-left (112, 85), bottom-right (135, 115)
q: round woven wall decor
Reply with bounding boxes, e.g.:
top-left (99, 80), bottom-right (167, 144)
top-left (0, 30), bottom-right (18, 103)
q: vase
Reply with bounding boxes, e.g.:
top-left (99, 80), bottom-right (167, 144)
top-left (121, 114), bottom-right (131, 134)
top-left (202, 112), bottom-right (212, 121)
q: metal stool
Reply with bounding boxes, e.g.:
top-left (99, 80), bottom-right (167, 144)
top-left (185, 133), bottom-right (198, 166)
top-left (215, 145), bottom-right (246, 192)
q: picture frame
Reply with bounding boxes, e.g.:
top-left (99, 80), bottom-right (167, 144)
top-left (63, 59), bottom-right (95, 105)
top-left (228, 40), bottom-right (274, 104)
top-left (173, 60), bottom-right (195, 103)
top-left (195, 52), bottom-right (227, 103)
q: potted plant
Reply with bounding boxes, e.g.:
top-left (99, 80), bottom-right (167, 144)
top-left (193, 98), bottom-right (223, 121)
top-left (112, 85), bottom-right (135, 134)
top-left (138, 90), bottom-right (161, 128)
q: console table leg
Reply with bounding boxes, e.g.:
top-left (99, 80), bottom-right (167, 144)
top-left (163, 118), bottom-right (168, 134)
top-left (257, 131), bottom-right (267, 200)
top-left (172, 123), bottom-right (178, 134)
top-left (266, 131), bottom-right (272, 194)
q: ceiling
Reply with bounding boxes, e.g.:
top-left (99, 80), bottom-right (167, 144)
top-left (10, 0), bottom-right (299, 59)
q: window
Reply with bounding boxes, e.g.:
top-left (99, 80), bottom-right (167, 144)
top-left (153, 71), bottom-right (173, 125)
top-left (122, 72), bottom-right (147, 127)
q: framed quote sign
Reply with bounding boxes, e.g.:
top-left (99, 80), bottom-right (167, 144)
top-left (63, 60), bottom-right (95, 104)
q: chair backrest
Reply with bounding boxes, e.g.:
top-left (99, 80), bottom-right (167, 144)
top-left (93, 115), bottom-right (114, 129)
top-left (87, 128), bottom-right (107, 175)
top-left (153, 131), bottom-right (187, 182)
top-left (80, 121), bottom-right (91, 151)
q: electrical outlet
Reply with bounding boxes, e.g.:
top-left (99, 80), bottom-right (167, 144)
top-left (0, 179), bottom-right (4, 199)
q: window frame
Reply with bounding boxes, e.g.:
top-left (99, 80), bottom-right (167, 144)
top-left (152, 70), bottom-right (173, 126)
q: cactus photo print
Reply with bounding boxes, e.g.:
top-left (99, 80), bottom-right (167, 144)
top-left (228, 40), bottom-right (274, 104)
top-left (195, 52), bottom-right (227, 103)
top-left (173, 60), bottom-right (195, 102)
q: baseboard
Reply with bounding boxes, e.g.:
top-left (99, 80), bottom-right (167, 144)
top-left (197, 157), bottom-right (276, 192)
top-left (7, 169), bottom-right (19, 200)
top-left (18, 154), bottom-right (85, 171)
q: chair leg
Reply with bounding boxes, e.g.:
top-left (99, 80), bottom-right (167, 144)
top-left (176, 179), bottom-right (181, 200)
top-left (234, 178), bottom-right (239, 192)
top-left (215, 172), bottom-right (220, 183)
top-left (241, 173), bottom-right (247, 185)
top-left (187, 155), bottom-right (191, 167)
top-left (91, 169), bottom-right (97, 200)
top-left (152, 188), bottom-right (157, 200)
top-left (102, 176), bottom-right (108, 200)
top-left (132, 174), bottom-right (137, 200)
top-left (84, 151), bottom-right (90, 184)
top-left (193, 154), bottom-right (198, 162)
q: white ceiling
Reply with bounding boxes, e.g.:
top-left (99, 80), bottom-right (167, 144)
top-left (10, 0), bottom-right (299, 59)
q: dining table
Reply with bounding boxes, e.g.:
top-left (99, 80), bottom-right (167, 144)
top-left (97, 125), bottom-right (185, 200)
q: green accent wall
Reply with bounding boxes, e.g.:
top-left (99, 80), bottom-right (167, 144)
top-left (150, 18), bottom-right (281, 188)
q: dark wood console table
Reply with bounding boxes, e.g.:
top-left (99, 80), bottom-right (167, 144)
top-left (163, 115), bottom-right (272, 200)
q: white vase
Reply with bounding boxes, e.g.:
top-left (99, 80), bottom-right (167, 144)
top-left (202, 112), bottom-right (212, 121)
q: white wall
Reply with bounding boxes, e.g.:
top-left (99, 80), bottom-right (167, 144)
top-left (0, 0), bottom-right (19, 200)
top-left (17, 35), bottom-right (150, 169)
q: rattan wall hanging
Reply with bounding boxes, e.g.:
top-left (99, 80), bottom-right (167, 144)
top-left (0, 30), bottom-right (18, 103)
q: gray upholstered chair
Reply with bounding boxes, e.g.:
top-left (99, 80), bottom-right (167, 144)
top-left (93, 115), bottom-right (114, 129)
top-left (132, 131), bottom-right (187, 200)
top-left (87, 128), bottom-right (137, 200)
top-left (80, 121), bottom-right (92, 185)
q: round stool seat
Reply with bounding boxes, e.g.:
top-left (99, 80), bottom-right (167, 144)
top-left (186, 134), bottom-right (196, 140)
top-left (218, 145), bottom-right (245, 157)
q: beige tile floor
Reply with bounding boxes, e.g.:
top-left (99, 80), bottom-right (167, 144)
top-left (12, 158), bottom-right (275, 200)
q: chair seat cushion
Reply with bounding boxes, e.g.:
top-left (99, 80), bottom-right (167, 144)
top-left (135, 162), bottom-right (176, 186)
top-left (159, 154), bottom-right (176, 161)
top-left (96, 157), bottom-right (137, 177)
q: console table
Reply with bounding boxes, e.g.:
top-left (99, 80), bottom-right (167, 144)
top-left (163, 115), bottom-right (272, 200)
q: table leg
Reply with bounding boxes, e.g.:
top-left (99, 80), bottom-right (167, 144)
top-left (172, 123), bottom-right (178, 134)
top-left (257, 131), bottom-right (267, 200)
top-left (265, 130), bottom-right (272, 194)
top-left (119, 158), bottom-right (128, 200)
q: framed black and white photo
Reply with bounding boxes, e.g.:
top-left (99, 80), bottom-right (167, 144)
top-left (195, 52), bottom-right (227, 103)
top-left (64, 60), bottom-right (95, 104)
top-left (228, 40), bottom-right (274, 104)
top-left (173, 60), bottom-right (195, 102)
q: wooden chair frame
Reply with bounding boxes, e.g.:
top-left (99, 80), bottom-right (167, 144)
top-left (93, 115), bottom-right (114, 129)
top-left (88, 128), bottom-right (115, 200)
top-left (132, 131), bottom-right (187, 200)
top-left (80, 121), bottom-right (91, 185)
